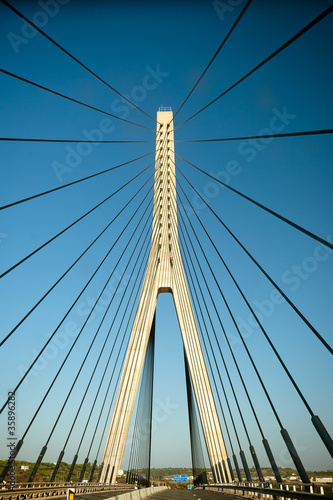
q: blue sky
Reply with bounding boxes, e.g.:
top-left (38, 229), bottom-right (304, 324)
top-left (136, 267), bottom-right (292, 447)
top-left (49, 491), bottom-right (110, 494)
top-left (0, 0), bottom-right (332, 475)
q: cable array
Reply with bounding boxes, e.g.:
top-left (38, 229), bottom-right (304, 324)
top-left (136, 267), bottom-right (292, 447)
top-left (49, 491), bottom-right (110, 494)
top-left (173, 5), bottom-right (333, 131)
top-left (1, 0), bottom-right (159, 125)
top-left (126, 316), bottom-right (155, 487)
top-left (1, 0), bottom-right (332, 488)
top-left (184, 353), bottom-right (208, 486)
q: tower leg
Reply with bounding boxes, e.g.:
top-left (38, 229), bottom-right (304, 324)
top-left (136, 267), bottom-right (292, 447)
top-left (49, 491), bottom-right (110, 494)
top-left (101, 258), bottom-right (158, 484)
top-left (101, 108), bottom-right (230, 483)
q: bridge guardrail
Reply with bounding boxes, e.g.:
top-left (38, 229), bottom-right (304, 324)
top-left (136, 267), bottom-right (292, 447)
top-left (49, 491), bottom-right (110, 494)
top-left (0, 482), bottom-right (133, 500)
top-left (199, 482), bottom-right (333, 500)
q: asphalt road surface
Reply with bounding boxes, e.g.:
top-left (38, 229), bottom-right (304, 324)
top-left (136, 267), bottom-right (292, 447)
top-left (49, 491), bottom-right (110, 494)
top-left (145, 489), bottom-right (243, 500)
top-left (73, 491), bottom-right (134, 500)
top-left (74, 489), bottom-right (242, 500)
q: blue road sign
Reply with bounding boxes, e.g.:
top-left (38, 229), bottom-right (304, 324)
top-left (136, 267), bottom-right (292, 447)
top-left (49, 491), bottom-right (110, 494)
top-left (174, 475), bottom-right (187, 482)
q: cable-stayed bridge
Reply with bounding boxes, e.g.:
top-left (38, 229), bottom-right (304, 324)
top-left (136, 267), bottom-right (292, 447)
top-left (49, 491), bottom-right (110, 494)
top-left (0, 1), bottom-right (332, 496)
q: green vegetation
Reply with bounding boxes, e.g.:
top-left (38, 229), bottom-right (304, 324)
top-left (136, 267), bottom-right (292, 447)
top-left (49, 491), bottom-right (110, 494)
top-left (0, 460), bottom-right (332, 485)
top-left (0, 460), bottom-right (100, 484)
top-left (150, 467), bottom-right (192, 481)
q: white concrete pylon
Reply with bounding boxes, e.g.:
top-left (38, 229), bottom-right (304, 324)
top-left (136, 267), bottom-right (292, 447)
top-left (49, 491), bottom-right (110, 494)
top-left (101, 108), bottom-right (230, 484)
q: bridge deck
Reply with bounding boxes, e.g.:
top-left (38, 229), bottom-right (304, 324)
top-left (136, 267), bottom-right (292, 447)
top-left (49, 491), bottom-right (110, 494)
top-left (75, 492), bottom-right (135, 500)
top-left (135, 490), bottom-right (242, 500)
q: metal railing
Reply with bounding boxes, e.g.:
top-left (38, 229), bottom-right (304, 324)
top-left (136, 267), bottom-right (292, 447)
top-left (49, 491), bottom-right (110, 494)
top-left (198, 482), bottom-right (333, 499)
top-left (0, 482), bottom-right (133, 500)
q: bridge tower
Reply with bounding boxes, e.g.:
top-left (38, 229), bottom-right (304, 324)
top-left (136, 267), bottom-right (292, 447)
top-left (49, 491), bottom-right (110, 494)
top-left (101, 108), bottom-right (230, 484)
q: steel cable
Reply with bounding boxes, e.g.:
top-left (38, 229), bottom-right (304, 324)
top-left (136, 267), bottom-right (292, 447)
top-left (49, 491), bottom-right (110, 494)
top-left (175, 161), bottom-right (333, 356)
top-left (1, 0), bottom-right (158, 125)
top-left (0, 150), bottom-right (155, 211)
top-left (172, 0), bottom-right (253, 121)
top-left (172, 149), bottom-right (333, 251)
top-left (173, 5), bottom-right (333, 131)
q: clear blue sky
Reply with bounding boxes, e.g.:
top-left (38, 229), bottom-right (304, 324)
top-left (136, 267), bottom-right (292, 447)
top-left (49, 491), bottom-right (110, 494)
top-left (0, 0), bottom-right (332, 475)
